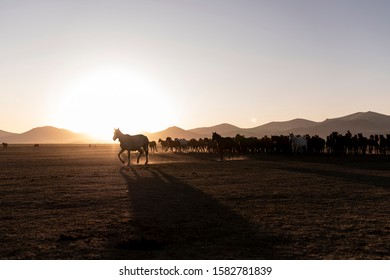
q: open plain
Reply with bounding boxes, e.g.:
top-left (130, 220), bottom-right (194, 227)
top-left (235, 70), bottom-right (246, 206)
top-left (0, 144), bottom-right (389, 259)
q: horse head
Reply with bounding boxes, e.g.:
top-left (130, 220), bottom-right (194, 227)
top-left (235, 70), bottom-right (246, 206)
top-left (113, 128), bottom-right (120, 141)
top-left (211, 132), bottom-right (220, 141)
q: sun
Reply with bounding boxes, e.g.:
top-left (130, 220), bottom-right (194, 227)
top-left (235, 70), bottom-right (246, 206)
top-left (50, 67), bottom-right (176, 141)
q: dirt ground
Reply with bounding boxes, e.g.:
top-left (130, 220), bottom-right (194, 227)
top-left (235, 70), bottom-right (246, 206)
top-left (0, 144), bottom-right (389, 259)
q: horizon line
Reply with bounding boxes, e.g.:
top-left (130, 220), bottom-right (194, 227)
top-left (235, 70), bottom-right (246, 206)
top-left (1, 110), bottom-right (388, 135)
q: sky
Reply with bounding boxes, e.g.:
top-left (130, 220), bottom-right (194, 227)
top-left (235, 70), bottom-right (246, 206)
top-left (1, 0), bottom-right (389, 140)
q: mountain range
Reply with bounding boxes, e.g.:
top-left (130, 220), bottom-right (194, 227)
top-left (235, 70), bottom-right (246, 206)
top-left (1, 111), bottom-right (389, 144)
top-left (145, 111), bottom-right (390, 141)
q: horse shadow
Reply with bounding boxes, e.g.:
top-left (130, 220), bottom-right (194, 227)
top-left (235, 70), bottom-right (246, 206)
top-left (107, 165), bottom-right (287, 259)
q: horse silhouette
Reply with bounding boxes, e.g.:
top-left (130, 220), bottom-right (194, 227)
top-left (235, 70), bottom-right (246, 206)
top-left (113, 128), bottom-right (149, 165)
top-left (148, 141), bottom-right (157, 153)
top-left (158, 138), bottom-right (169, 152)
top-left (211, 132), bottom-right (236, 160)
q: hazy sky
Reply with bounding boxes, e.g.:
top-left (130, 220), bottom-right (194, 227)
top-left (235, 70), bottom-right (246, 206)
top-left (1, 0), bottom-right (389, 140)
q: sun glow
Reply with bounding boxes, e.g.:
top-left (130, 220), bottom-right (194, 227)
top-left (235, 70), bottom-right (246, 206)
top-left (50, 67), bottom-right (176, 141)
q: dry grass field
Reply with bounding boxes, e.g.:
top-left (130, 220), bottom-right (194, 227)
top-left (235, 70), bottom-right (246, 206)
top-left (0, 145), bottom-right (389, 259)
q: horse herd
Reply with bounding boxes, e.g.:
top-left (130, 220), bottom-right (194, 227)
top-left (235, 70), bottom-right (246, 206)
top-left (2, 129), bottom-right (389, 166)
top-left (112, 128), bottom-right (390, 164)
top-left (155, 132), bottom-right (390, 156)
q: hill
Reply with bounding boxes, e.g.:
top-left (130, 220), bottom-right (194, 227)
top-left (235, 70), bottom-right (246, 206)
top-left (0, 129), bottom-right (17, 139)
top-left (242, 118), bottom-right (320, 137)
top-left (145, 126), bottom-right (202, 142)
top-left (0, 126), bottom-right (93, 144)
top-left (188, 123), bottom-right (242, 137)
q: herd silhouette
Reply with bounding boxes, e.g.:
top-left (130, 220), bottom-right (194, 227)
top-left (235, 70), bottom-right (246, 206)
top-left (3, 130), bottom-right (390, 163)
top-left (149, 131), bottom-right (390, 161)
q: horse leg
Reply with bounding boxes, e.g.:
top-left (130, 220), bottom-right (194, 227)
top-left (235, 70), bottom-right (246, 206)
top-left (127, 150), bottom-right (131, 166)
top-left (118, 149), bottom-right (125, 164)
top-left (219, 148), bottom-right (224, 161)
top-left (144, 145), bottom-right (149, 165)
top-left (137, 149), bottom-right (142, 164)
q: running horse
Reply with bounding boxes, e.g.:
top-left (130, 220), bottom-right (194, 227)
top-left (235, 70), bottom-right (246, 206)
top-left (113, 128), bottom-right (149, 165)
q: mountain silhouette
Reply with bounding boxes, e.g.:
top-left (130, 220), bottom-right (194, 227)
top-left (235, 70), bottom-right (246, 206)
top-left (188, 123), bottom-right (241, 136)
top-left (144, 126), bottom-right (202, 141)
top-left (1, 111), bottom-right (389, 143)
top-left (147, 111), bottom-right (390, 140)
top-left (237, 118), bottom-right (319, 137)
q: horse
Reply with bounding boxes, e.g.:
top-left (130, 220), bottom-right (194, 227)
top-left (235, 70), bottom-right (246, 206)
top-left (272, 135), bottom-right (291, 154)
top-left (306, 135), bottom-right (325, 154)
top-left (148, 141), bottom-right (157, 153)
top-left (289, 133), bottom-right (307, 154)
top-left (113, 128), bottom-right (149, 165)
top-left (158, 138), bottom-right (169, 152)
top-left (357, 133), bottom-right (368, 155)
top-left (175, 138), bottom-right (189, 152)
top-left (2, 142), bottom-right (8, 149)
top-left (211, 132), bottom-right (236, 160)
top-left (166, 137), bottom-right (181, 152)
top-left (326, 131), bottom-right (345, 155)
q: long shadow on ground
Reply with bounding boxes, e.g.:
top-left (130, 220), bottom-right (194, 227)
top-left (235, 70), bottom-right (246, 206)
top-left (108, 165), bottom-right (287, 259)
top-left (270, 162), bottom-right (390, 189)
